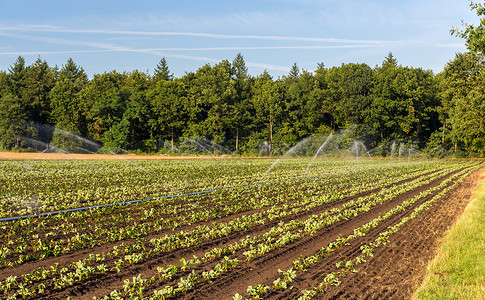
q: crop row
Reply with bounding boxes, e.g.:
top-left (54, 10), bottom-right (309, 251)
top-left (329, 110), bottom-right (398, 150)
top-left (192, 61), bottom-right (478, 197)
top-left (0, 159), bottom-right (439, 217)
top-left (0, 162), bottom-right (437, 277)
top-left (103, 163), bottom-right (470, 299)
top-left (0, 161), bottom-right (441, 269)
top-left (236, 165), bottom-right (479, 299)
top-left (0, 160), bottom-right (475, 299)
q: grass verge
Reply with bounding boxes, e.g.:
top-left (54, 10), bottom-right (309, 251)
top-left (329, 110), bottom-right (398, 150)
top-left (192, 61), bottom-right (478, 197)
top-left (413, 172), bottom-right (485, 300)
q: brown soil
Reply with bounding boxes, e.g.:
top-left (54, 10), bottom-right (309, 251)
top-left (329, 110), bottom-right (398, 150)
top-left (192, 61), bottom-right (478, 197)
top-left (0, 151), bottom-right (233, 160)
top-left (182, 169), bottom-right (466, 299)
top-left (1, 167), bottom-right (481, 300)
top-left (318, 168), bottom-right (483, 299)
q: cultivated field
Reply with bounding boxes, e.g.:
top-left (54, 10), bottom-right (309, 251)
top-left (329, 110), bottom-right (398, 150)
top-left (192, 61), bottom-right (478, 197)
top-left (0, 157), bottom-right (482, 299)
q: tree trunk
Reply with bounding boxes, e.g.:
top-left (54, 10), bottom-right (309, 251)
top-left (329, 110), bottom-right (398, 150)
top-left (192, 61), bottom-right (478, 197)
top-left (270, 120), bottom-right (273, 157)
top-left (131, 127), bottom-right (135, 147)
top-left (442, 123), bottom-right (445, 145)
top-left (171, 128), bottom-right (174, 150)
top-left (235, 128), bottom-right (239, 152)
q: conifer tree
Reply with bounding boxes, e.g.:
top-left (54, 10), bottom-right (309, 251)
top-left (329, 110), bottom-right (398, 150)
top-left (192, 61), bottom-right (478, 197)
top-left (153, 58), bottom-right (173, 82)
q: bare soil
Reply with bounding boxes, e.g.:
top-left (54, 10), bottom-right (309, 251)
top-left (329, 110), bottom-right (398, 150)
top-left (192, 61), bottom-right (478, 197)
top-left (318, 168), bottom-right (483, 300)
top-left (0, 151), bottom-right (232, 160)
top-left (182, 169), bottom-right (474, 300)
top-left (1, 166), bottom-right (481, 300)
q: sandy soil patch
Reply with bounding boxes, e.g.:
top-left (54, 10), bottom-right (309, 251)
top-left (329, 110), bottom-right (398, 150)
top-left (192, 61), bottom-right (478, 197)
top-left (0, 152), bottom-right (230, 160)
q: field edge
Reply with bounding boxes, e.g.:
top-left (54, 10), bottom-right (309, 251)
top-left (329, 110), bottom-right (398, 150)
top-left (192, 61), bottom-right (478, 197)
top-left (412, 169), bottom-right (485, 300)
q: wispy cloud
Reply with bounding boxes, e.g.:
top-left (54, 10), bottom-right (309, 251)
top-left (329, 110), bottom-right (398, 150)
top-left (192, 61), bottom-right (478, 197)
top-left (0, 31), bottom-right (127, 51)
top-left (0, 22), bottom-right (462, 74)
top-left (0, 22), bottom-right (391, 73)
top-left (434, 43), bottom-right (466, 49)
top-left (103, 44), bottom-right (385, 52)
top-left (0, 31), bottom-right (292, 72)
top-left (0, 14), bottom-right (467, 75)
top-left (0, 24), bottom-right (388, 45)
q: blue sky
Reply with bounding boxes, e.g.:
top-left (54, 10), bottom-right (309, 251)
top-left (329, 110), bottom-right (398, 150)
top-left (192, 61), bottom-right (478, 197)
top-left (0, 0), bottom-right (480, 78)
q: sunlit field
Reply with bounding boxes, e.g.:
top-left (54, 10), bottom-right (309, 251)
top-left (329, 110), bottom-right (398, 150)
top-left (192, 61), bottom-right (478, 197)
top-left (0, 156), bottom-right (482, 299)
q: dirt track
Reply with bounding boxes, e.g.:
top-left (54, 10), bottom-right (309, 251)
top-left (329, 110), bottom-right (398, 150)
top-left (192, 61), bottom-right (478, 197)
top-left (0, 151), bottom-right (230, 160)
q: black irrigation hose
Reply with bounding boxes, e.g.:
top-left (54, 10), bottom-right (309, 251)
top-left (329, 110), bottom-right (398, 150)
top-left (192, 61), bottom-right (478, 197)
top-left (0, 175), bottom-right (320, 222)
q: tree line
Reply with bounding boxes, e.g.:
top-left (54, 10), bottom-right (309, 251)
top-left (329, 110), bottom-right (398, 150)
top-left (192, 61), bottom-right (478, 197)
top-left (0, 49), bottom-right (484, 156)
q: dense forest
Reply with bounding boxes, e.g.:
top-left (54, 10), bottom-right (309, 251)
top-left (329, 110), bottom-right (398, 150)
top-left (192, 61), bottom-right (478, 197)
top-left (1, 5), bottom-right (485, 157)
top-left (0, 51), bottom-right (484, 157)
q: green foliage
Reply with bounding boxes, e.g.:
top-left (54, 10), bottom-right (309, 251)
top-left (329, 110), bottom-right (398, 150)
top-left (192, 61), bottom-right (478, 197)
top-left (251, 71), bottom-right (282, 149)
top-left (21, 58), bottom-right (56, 125)
top-left (0, 50), bottom-right (485, 156)
top-left (0, 158), bottom-right (481, 299)
top-left (451, 1), bottom-right (485, 54)
top-left (49, 58), bottom-right (88, 134)
top-left (440, 52), bottom-right (485, 156)
top-left (371, 53), bottom-right (439, 145)
top-left (152, 58), bottom-right (173, 83)
top-left (148, 78), bottom-right (187, 146)
top-left (0, 94), bottom-right (33, 149)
